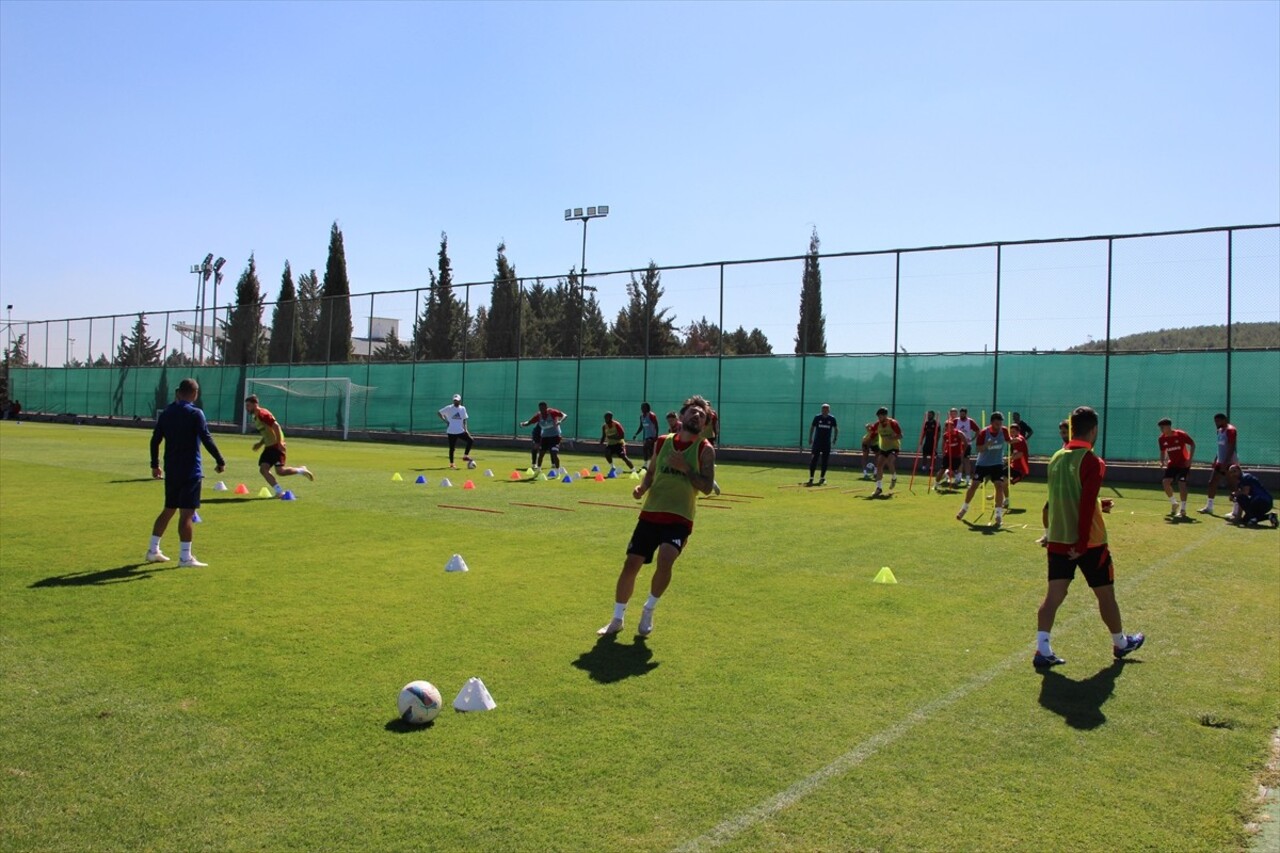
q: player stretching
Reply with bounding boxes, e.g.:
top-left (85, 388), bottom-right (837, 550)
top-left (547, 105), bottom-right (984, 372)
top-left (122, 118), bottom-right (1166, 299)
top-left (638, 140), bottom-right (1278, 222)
top-left (1033, 405), bottom-right (1144, 669)
top-left (1156, 418), bottom-right (1195, 519)
top-left (597, 395), bottom-right (716, 638)
top-left (244, 395), bottom-right (315, 497)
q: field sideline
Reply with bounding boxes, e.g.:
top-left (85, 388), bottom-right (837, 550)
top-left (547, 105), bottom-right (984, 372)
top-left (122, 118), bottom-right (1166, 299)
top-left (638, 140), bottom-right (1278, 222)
top-left (1, 421), bottom-right (1277, 852)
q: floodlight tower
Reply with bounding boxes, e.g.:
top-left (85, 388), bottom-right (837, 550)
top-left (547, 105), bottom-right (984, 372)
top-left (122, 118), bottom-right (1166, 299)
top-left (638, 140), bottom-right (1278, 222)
top-left (563, 205), bottom-right (609, 359)
top-left (190, 254), bottom-right (213, 362)
top-left (210, 257), bottom-right (226, 362)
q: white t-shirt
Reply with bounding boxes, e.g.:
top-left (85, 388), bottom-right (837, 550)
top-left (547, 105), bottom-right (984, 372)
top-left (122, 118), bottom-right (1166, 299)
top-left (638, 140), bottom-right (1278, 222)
top-left (439, 404), bottom-right (469, 435)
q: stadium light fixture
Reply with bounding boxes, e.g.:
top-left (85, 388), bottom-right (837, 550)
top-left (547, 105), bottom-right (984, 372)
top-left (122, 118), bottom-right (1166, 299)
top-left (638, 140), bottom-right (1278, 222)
top-left (211, 257), bottom-right (227, 362)
top-left (565, 205), bottom-right (610, 422)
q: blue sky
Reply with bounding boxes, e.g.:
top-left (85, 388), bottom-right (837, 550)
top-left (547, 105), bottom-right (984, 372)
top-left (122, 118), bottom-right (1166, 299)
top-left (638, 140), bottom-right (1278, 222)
top-left (1, 0), bottom-right (1277, 360)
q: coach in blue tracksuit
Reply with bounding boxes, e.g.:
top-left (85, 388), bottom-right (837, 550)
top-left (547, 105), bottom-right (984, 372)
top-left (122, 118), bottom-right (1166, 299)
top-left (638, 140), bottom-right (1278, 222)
top-left (146, 378), bottom-right (225, 567)
top-left (1227, 465), bottom-right (1276, 527)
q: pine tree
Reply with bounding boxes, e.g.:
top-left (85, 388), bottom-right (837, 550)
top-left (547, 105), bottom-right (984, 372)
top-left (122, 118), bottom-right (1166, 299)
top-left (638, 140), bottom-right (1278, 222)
top-left (115, 314), bottom-right (164, 366)
top-left (318, 222), bottom-right (353, 363)
top-left (521, 280), bottom-right (555, 358)
top-left (683, 316), bottom-right (722, 356)
top-left (429, 233), bottom-right (461, 359)
top-left (726, 326), bottom-right (773, 355)
top-left (376, 329), bottom-right (412, 362)
top-left (611, 262), bottom-right (678, 356)
top-left (268, 261), bottom-right (301, 364)
top-left (795, 228), bottom-right (827, 355)
top-left (295, 270), bottom-right (320, 363)
top-left (486, 242), bottom-right (521, 359)
top-left (223, 255), bottom-right (266, 366)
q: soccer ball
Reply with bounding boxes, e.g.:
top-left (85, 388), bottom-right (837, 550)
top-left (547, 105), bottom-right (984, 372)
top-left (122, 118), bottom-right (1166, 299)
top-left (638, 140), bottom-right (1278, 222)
top-left (397, 680), bottom-right (443, 725)
top-left (863, 463), bottom-right (876, 476)
top-left (466, 459), bottom-right (477, 469)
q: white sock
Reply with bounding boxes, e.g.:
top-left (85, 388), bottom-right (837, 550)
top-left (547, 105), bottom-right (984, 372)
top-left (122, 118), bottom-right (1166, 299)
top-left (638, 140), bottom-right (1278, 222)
top-left (1205, 498), bottom-right (1214, 509)
top-left (960, 502), bottom-right (969, 511)
top-left (273, 483), bottom-right (284, 495)
top-left (644, 594), bottom-right (660, 610)
top-left (875, 479), bottom-right (883, 488)
top-left (150, 535), bottom-right (162, 552)
top-left (995, 508), bottom-right (1003, 521)
top-left (180, 541), bottom-right (192, 560)
top-left (1170, 497), bottom-right (1179, 506)
top-left (612, 602), bottom-right (627, 621)
top-left (1036, 631), bottom-right (1053, 656)
top-left (1179, 501), bottom-right (1186, 512)
top-left (1111, 632), bottom-right (1126, 647)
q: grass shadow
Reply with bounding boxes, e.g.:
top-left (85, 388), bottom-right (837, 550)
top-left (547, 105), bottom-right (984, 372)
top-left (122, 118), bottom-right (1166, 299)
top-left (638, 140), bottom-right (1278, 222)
top-left (106, 478), bottom-right (161, 484)
top-left (202, 497), bottom-right (267, 505)
top-left (384, 718), bottom-right (437, 734)
top-left (571, 634), bottom-right (659, 684)
top-left (962, 520), bottom-right (1010, 535)
top-left (31, 562), bottom-right (177, 588)
top-left (1037, 660), bottom-right (1130, 730)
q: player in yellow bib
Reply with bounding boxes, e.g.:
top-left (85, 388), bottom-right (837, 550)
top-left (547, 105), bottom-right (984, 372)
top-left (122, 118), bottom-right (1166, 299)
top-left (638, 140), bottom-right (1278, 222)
top-left (597, 395), bottom-right (716, 638)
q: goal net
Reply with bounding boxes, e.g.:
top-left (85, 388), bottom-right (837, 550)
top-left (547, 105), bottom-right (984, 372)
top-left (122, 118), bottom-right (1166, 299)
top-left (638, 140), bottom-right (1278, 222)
top-left (242, 377), bottom-right (375, 440)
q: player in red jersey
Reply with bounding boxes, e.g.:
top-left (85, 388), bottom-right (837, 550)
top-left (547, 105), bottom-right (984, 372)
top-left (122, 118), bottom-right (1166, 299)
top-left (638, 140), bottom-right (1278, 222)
top-left (1157, 418), bottom-right (1196, 519)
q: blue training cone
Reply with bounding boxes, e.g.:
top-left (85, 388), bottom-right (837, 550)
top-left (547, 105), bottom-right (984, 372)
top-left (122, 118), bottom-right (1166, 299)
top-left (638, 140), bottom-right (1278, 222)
top-left (606, 468), bottom-right (618, 479)
top-left (561, 474), bottom-right (572, 483)
top-left (415, 474), bottom-right (427, 484)
top-left (281, 490), bottom-right (296, 501)
top-left (591, 465), bottom-right (600, 473)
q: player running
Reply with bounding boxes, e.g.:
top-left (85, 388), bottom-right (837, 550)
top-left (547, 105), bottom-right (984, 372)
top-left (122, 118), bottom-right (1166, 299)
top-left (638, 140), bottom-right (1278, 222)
top-left (599, 411), bottom-right (636, 472)
top-left (244, 394), bottom-right (315, 497)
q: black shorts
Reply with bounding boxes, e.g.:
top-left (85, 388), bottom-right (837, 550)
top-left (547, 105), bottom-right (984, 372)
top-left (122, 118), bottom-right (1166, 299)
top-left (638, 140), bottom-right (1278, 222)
top-left (605, 443), bottom-right (629, 461)
top-left (942, 452), bottom-right (964, 469)
top-left (876, 448), bottom-right (899, 458)
top-left (1163, 464), bottom-right (1190, 483)
top-left (626, 519), bottom-right (692, 564)
top-left (974, 463), bottom-right (1006, 483)
top-left (643, 437), bottom-right (656, 459)
top-left (164, 475), bottom-right (203, 510)
top-left (539, 435), bottom-right (562, 451)
top-left (1047, 545), bottom-right (1114, 589)
top-left (258, 445), bottom-right (286, 468)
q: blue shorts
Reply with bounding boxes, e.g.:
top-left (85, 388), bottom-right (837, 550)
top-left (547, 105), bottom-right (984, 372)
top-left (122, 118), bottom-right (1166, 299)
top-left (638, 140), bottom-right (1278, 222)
top-left (164, 476), bottom-right (203, 510)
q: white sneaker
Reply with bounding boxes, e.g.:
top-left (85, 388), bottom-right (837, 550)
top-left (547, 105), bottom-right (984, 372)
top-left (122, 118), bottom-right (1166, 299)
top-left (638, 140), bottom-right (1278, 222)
top-left (179, 556), bottom-right (208, 568)
top-left (873, 486), bottom-right (883, 497)
top-left (597, 618), bottom-right (624, 636)
top-left (638, 607), bottom-right (655, 637)
top-left (712, 481), bottom-right (721, 496)
top-left (145, 550), bottom-right (170, 563)
top-left (1197, 505), bottom-right (1213, 514)
top-left (300, 467), bottom-right (315, 482)
top-left (956, 506), bottom-right (968, 521)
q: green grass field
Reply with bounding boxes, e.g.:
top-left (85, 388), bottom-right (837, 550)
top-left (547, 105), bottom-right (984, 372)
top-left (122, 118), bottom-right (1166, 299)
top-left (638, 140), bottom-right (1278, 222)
top-left (2, 421), bottom-right (1277, 852)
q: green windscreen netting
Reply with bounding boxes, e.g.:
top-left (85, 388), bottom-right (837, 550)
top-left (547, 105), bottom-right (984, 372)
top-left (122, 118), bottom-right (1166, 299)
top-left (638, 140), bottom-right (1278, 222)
top-left (10, 351), bottom-right (1278, 465)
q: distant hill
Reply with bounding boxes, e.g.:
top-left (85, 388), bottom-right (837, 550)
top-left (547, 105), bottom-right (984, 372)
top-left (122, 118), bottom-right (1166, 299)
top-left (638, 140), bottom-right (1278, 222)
top-left (1066, 322), bottom-right (1279, 352)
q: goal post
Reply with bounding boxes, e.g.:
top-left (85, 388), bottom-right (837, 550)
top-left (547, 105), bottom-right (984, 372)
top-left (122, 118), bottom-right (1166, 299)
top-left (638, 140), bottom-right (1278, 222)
top-left (242, 377), bottom-right (375, 441)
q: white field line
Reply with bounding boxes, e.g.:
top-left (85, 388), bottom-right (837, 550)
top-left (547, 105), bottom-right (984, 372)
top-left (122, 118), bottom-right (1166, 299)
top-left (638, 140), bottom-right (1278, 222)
top-left (671, 528), bottom-right (1223, 852)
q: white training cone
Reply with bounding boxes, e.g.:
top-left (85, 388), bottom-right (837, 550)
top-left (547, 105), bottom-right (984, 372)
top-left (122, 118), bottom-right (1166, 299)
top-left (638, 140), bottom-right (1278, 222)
top-left (214, 481), bottom-right (228, 491)
top-left (453, 677), bottom-right (497, 712)
top-left (445, 554), bottom-right (469, 573)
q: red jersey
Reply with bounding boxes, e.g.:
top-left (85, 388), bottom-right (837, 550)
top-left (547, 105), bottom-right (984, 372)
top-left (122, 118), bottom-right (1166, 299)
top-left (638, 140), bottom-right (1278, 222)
top-left (942, 429), bottom-right (968, 455)
top-left (1010, 436), bottom-right (1030, 475)
top-left (1158, 429), bottom-right (1194, 466)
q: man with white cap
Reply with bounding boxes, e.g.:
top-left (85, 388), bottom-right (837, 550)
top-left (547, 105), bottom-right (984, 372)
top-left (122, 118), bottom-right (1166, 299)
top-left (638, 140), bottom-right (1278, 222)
top-left (438, 394), bottom-right (474, 469)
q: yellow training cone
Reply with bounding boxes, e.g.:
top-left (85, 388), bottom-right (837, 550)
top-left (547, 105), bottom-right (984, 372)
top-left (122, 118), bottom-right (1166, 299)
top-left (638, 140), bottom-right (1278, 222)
top-left (258, 486), bottom-right (273, 498)
top-left (872, 566), bottom-right (898, 584)
top-left (392, 472), bottom-right (403, 482)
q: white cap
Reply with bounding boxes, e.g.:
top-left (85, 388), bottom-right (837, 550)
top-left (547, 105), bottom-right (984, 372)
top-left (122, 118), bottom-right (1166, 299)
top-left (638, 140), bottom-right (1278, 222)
top-left (452, 394), bottom-right (461, 402)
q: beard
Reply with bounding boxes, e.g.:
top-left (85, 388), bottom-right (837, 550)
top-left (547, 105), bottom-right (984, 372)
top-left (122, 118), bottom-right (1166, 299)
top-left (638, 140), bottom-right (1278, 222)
top-left (681, 417), bottom-right (703, 434)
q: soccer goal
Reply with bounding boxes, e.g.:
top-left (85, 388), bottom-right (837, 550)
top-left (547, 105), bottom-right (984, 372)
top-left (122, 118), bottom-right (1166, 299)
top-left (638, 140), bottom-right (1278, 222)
top-left (242, 377), bottom-right (375, 440)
